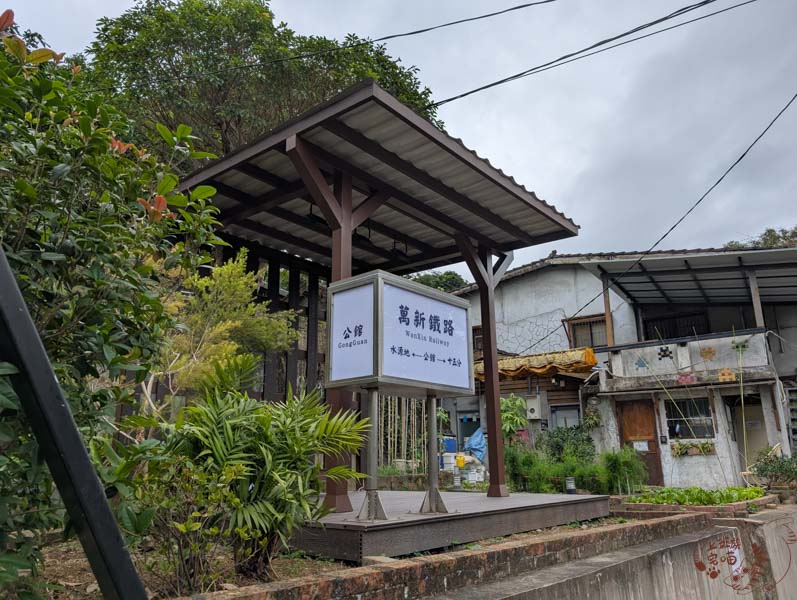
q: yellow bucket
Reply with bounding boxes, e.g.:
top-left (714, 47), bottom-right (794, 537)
top-left (455, 454), bottom-right (466, 469)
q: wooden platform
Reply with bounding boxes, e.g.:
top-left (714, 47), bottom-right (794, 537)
top-left (292, 490), bottom-right (609, 563)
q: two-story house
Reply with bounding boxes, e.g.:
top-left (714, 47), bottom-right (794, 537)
top-left (452, 247), bottom-right (797, 489)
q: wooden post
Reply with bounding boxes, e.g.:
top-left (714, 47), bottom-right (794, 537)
top-left (747, 270), bottom-right (765, 328)
top-left (601, 272), bottom-right (616, 347)
top-left (264, 257), bottom-right (281, 400)
top-left (306, 273), bottom-right (320, 390)
top-left (455, 237), bottom-right (511, 497)
top-left (285, 266), bottom-right (301, 391)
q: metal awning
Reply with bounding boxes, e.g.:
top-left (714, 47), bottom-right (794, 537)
top-left (179, 79), bottom-right (578, 276)
top-left (580, 247), bottom-right (797, 304)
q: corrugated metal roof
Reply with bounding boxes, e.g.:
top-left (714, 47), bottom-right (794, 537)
top-left (579, 247), bottom-right (797, 304)
top-left (180, 79), bottom-right (578, 276)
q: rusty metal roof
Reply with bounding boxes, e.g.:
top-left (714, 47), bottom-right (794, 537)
top-left (180, 80), bottom-right (578, 276)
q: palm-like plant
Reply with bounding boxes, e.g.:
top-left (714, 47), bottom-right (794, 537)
top-left (175, 359), bottom-right (368, 579)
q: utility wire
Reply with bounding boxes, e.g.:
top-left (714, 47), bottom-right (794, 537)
top-left (84, 0), bottom-right (558, 93)
top-left (514, 86), bottom-right (797, 356)
top-left (430, 0), bottom-right (758, 107)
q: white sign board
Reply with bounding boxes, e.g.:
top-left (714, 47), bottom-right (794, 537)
top-left (326, 271), bottom-right (473, 396)
top-left (328, 283), bottom-right (374, 382)
top-left (382, 283), bottom-right (470, 390)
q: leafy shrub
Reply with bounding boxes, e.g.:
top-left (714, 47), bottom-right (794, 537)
top-left (504, 441), bottom-right (610, 494)
top-left (0, 11), bottom-right (219, 594)
top-left (93, 361), bottom-right (368, 593)
top-left (500, 394), bottom-right (528, 438)
top-left (600, 446), bottom-right (648, 495)
top-left (538, 425), bottom-right (596, 463)
top-left (750, 451), bottom-right (797, 487)
top-left (626, 486), bottom-right (765, 506)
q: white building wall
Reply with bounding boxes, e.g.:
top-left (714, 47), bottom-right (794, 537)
top-left (655, 389), bottom-right (744, 489)
top-left (463, 264), bottom-right (637, 354)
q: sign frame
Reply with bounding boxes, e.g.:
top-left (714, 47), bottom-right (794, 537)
top-left (326, 270), bottom-right (474, 396)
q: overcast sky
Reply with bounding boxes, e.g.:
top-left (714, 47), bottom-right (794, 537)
top-left (12, 0), bottom-right (797, 280)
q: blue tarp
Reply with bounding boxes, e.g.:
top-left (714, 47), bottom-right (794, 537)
top-left (463, 427), bottom-right (486, 463)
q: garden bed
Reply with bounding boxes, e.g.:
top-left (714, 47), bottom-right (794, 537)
top-left (611, 486), bottom-right (778, 518)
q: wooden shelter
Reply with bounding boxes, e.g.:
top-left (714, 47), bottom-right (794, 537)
top-left (180, 79), bottom-right (579, 511)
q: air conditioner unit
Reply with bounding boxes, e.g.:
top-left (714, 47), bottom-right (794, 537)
top-left (526, 395), bottom-right (542, 420)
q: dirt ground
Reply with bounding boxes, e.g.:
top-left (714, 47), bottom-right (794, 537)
top-left (40, 517), bottom-right (631, 598)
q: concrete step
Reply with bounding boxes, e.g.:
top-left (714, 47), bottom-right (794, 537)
top-left (434, 526), bottom-right (741, 600)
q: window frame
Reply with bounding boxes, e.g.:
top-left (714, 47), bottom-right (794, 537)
top-left (566, 314), bottom-right (607, 349)
top-left (664, 396), bottom-right (715, 440)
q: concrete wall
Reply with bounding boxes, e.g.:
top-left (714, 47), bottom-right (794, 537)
top-left (766, 304), bottom-right (797, 383)
top-left (654, 388), bottom-right (744, 489)
top-left (463, 264), bottom-right (637, 354)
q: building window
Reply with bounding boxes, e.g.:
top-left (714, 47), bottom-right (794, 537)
top-left (568, 315), bottom-right (607, 348)
top-left (644, 312), bottom-right (708, 340)
top-left (472, 325), bottom-right (483, 354)
top-left (664, 397), bottom-right (714, 439)
top-left (550, 405), bottom-right (581, 429)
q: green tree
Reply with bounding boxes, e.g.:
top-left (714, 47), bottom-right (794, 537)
top-left (141, 248), bottom-right (297, 411)
top-left (410, 270), bottom-right (468, 293)
top-left (84, 0), bottom-right (440, 159)
top-left (0, 11), bottom-right (220, 592)
top-left (725, 225), bottom-right (797, 249)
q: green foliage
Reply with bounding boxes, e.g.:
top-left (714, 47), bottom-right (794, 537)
top-left (503, 440), bottom-right (613, 495)
top-left (670, 440), bottom-right (716, 457)
top-left (726, 225), bottom-right (797, 249)
top-left (92, 363), bottom-right (368, 592)
top-left (537, 425), bottom-right (596, 463)
top-left (750, 450), bottom-right (797, 487)
top-left (626, 486), bottom-right (765, 506)
top-left (600, 446), bottom-right (648, 495)
top-left (147, 249), bottom-right (297, 401)
top-left (500, 393), bottom-right (528, 439)
top-left (0, 13), bottom-right (220, 595)
top-left (409, 270), bottom-right (468, 293)
top-left (581, 405), bottom-right (601, 431)
top-left (85, 0), bottom-right (441, 160)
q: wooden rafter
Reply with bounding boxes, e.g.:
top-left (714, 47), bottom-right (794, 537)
top-left (683, 259), bottom-right (711, 304)
top-left (638, 263), bottom-right (672, 303)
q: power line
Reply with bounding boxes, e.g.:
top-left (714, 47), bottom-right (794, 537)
top-left (430, 0), bottom-right (758, 107)
top-left (514, 86), bottom-right (797, 356)
top-left (84, 0), bottom-right (558, 93)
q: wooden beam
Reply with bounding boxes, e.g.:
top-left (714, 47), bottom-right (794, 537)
top-left (217, 180), bottom-right (306, 226)
top-left (268, 207), bottom-right (395, 261)
top-left (683, 259), bottom-right (711, 304)
top-left (492, 251), bottom-right (514, 284)
top-left (453, 236), bottom-right (507, 497)
top-left (352, 190), bottom-right (390, 229)
top-left (325, 169), bottom-right (355, 514)
top-left (637, 263), bottom-right (672, 303)
top-left (233, 163), bottom-right (289, 187)
top-left (234, 219), bottom-right (370, 271)
top-left (264, 258), bottom-right (281, 400)
top-left (747, 270), bottom-right (765, 328)
top-left (216, 232), bottom-right (330, 278)
top-left (301, 140), bottom-right (497, 249)
top-left (285, 266), bottom-right (301, 390)
top-left (285, 135), bottom-right (342, 228)
top-left (324, 120), bottom-right (539, 245)
top-left (601, 272), bottom-right (616, 347)
top-left (306, 273), bottom-right (320, 390)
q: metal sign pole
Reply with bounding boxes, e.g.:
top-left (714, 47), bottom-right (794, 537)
top-left (420, 394), bottom-right (448, 514)
top-left (0, 247), bottom-right (147, 600)
top-left (357, 388), bottom-right (387, 520)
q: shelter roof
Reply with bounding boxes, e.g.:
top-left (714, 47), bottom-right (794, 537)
top-left (180, 80), bottom-right (578, 276)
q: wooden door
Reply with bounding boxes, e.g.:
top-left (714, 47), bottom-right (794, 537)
top-left (617, 400), bottom-right (664, 486)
